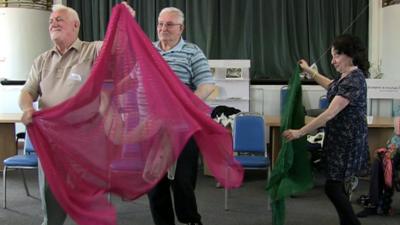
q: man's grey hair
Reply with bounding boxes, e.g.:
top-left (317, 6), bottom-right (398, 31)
top-left (52, 4), bottom-right (80, 26)
top-left (159, 7), bottom-right (185, 24)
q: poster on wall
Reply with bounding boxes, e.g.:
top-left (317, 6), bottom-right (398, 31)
top-left (366, 79), bottom-right (400, 99)
top-left (383, 0), bottom-right (400, 7)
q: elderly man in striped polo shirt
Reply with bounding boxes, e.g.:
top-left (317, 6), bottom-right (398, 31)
top-left (148, 7), bottom-right (215, 225)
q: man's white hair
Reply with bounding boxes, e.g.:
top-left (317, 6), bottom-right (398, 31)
top-left (159, 7), bottom-right (184, 24)
top-left (52, 4), bottom-right (80, 25)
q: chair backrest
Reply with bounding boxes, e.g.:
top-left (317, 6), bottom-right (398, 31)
top-left (280, 86), bottom-right (288, 114)
top-left (319, 95), bottom-right (329, 109)
top-left (233, 113), bottom-right (266, 153)
top-left (24, 133), bottom-right (35, 154)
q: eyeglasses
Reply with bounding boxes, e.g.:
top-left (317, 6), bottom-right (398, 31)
top-left (49, 16), bottom-right (65, 24)
top-left (157, 22), bottom-right (182, 29)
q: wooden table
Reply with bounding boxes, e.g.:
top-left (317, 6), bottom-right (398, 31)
top-left (0, 113), bottom-right (22, 170)
top-left (265, 115), bottom-right (394, 166)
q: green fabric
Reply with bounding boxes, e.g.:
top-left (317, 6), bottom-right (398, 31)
top-left (266, 66), bottom-right (314, 225)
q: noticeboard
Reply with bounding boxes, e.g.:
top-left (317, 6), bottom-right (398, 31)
top-left (366, 79), bottom-right (400, 99)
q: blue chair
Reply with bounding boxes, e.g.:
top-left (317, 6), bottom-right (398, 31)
top-left (306, 95), bottom-right (329, 117)
top-left (3, 132), bottom-right (38, 208)
top-left (225, 112), bottom-right (270, 210)
top-left (319, 95), bottom-right (329, 109)
top-left (15, 132), bottom-right (26, 153)
top-left (280, 86), bottom-right (288, 114)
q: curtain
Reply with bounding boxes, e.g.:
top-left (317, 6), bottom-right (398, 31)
top-left (66, 0), bottom-right (369, 80)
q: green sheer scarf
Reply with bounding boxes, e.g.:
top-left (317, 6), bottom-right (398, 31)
top-left (266, 66), bottom-right (314, 225)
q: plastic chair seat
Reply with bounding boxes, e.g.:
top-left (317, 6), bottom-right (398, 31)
top-left (319, 95), bottom-right (329, 109)
top-left (3, 131), bottom-right (38, 208)
top-left (4, 155), bottom-right (37, 167)
top-left (235, 156), bottom-right (268, 168)
top-left (224, 112), bottom-right (270, 211)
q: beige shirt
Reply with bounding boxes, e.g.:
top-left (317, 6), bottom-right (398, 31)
top-left (22, 39), bottom-right (102, 109)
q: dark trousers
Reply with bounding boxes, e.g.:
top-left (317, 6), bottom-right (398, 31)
top-left (325, 180), bottom-right (360, 225)
top-left (368, 158), bottom-right (384, 205)
top-left (148, 137), bottom-right (201, 225)
top-left (368, 153), bottom-right (400, 205)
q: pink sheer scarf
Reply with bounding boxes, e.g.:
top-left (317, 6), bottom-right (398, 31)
top-left (28, 4), bottom-right (243, 225)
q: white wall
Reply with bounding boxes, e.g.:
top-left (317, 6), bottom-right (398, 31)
top-left (250, 85), bottom-right (325, 116)
top-left (380, 4), bottom-right (400, 81)
top-left (0, 8), bottom-right (51, 133)
top-left (250, 84), bottom-right (394, 117)
top-left (0, 85), bottom-right (22, 113)
top-left (368, 1), bottom-right (400, 81)
top-left (0, 8), bottom-right (52, 80)
top-left (367, 2), bottom-right (400, 116)
top-left (0, 85), bottom-right (24, 133)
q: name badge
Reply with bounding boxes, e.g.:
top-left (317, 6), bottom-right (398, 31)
top-left (69, 73), bottom-right (82, 81)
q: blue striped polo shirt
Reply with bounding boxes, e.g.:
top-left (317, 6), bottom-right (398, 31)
top-left (153, 38), bottom-right (215, 91)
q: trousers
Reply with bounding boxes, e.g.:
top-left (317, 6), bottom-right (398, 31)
top-left (38, 160), bottom-right (67, 225)
top-left (148, 137), bottom-right (201, 225)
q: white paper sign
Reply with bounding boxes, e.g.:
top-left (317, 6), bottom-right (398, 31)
top-left (366, 79), bottom-right (400, 99)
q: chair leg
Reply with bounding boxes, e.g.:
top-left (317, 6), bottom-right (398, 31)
top-left (224, 187), bottom-right (229, 211)
top-left (267, 166), bottom-right (271, 211)
top-left (3, 166), bottom-right (7, 208)
top-left (224, 167), bottom-right (229, 211)
top-left (20, 169), bottom-right (30, 197)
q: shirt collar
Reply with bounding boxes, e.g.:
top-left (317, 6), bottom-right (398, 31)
top-left (155, 38), bottom-right (185, 53)
top-left (50, 39), bottom-right (82, 55)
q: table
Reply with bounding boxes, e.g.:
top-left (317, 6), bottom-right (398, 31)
top-left (0, 113), bottom-right (22, 170)
top-left (265, 115), bottom-right (394, 166)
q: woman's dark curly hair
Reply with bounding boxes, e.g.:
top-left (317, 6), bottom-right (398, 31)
top-left (332, 34), bottom-right (370, 77)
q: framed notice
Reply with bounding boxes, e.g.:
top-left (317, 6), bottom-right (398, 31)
top-left (225, 68), bottom-right (243, 79)
top-left (383, 0), bottom-right (400, 7)
top-left (366, 79), bottom-right (400, 99)
top-left (210, 67), bottom-right (216, 78)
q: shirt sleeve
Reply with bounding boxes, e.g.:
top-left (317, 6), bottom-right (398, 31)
top-left (21, 55), bottom-right (43, 101)
top-left (336, 73), bottom-right (363, 105)
top-left (190, 45), bottom-right (215, 88)
top-left (94, 41), bottom-right (103, 56)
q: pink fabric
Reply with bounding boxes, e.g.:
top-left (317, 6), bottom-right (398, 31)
top-left (28, 4), bottom-right (243, 225)
top-left (383, 146), bottom-right (394, 188)
top-left (376, 146), bottom-right (395, 188)
top-left (394, 116), bottom-right (400, 136)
